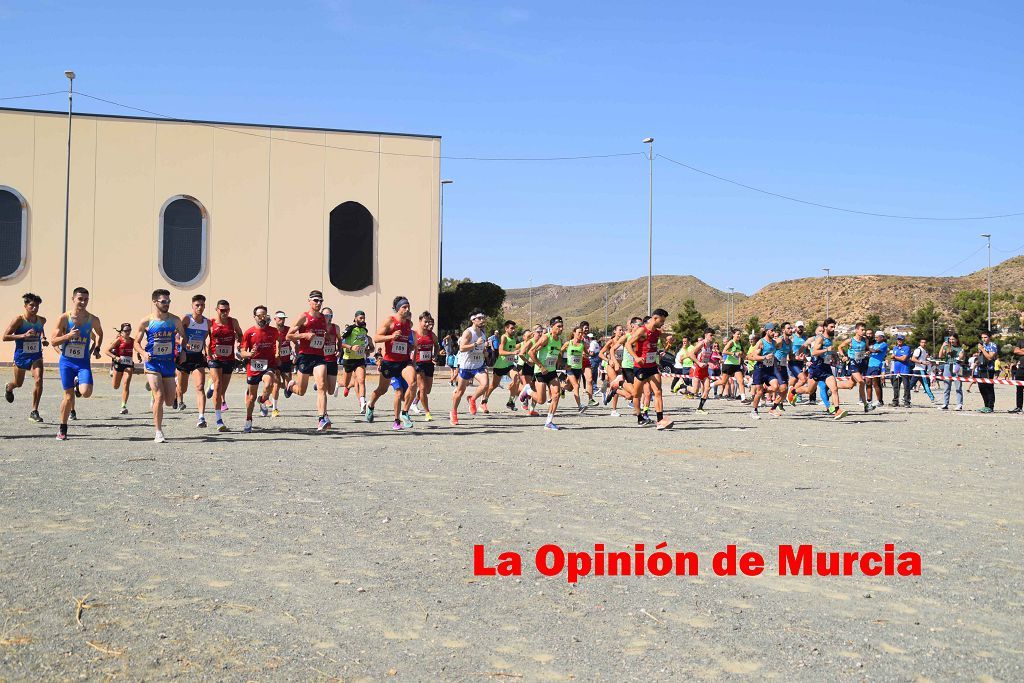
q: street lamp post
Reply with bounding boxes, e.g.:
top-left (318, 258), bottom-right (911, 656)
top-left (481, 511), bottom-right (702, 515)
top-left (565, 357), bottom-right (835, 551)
top-left (643, 137), bottom-right (654, 315)
top-left (728, 287), bottom-right (735, 331)
top-left (822, 268), bottom-right (831, 319)
top-left (439, 179), bottom-right (453, 297)
top-left (981, 233), bottom-right (992, 332)
top-left (529, 278), bottom-right (533, 328)
top-left (61, 70), bottom-right (75, 312)
top-left (605, 283), bottom-right (609, 337)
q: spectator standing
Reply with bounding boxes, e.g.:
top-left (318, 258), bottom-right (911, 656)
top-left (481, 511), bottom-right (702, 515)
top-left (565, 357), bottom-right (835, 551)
top-left (975, 332), bottom-right (998, 413)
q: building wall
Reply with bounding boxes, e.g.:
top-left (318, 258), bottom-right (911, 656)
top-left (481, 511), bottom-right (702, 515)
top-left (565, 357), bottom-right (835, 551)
top-left (0, 108), bottom-right (440, 362)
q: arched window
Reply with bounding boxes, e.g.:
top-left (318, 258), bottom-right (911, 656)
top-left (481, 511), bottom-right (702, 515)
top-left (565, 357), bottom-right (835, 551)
top-left (0, 186), bottom-right (27, 280)
top-left (328, 201), bottom-right (374, 291)
top-left (159, 195), bottom-right (207, 286)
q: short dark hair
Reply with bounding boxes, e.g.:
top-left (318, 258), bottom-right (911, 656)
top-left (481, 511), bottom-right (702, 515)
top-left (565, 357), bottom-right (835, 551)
top-left (782, 321), bottom-right (791, 328)
top-left (652, 308), bottom-right (668, 318)
top-left (418, 310), bottom-right (434, 321)
top-left (704, 328), bottom-right (714, 336)
top-left (72, 286), bottom-right (89, 297)
top-left (253, 305), bottom-right (268, 316)
top-left (580, 320), bottom-right (590, 327)
top-left (855, 322), bottom-right (865, 329)
top-left (824, 317), bottom-right (836, 326)
top-left (192, 294), bottom-right (206, 303)
top-left (152, 289), bottom-right (170, 301)
top-left (217, 300), bottom-right (229, 308)
top-left (22, 292), bottom-right (41, 305)
top-left (549, 316), bottom-right (563, 325)
top-left (504, 320), bottom-right (516, 328)
top-left (629, 316), bottom-right (643, 325)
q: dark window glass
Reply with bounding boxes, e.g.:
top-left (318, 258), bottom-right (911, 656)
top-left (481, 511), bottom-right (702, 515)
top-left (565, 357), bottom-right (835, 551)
top-left (161, 197), bottom-right (204, 284)
top-left (0, 189), bottom-right (24, 279)
top-left (328, 201), bottom-right (374, 291)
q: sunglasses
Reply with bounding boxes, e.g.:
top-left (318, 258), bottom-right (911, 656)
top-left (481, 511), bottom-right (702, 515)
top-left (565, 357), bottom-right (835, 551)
top-left (310, 298), bottom-right (323, 303)
top-left (218, 307), bottom-right (230, 313)
top-left (156, 299), bottom-right (171, 305)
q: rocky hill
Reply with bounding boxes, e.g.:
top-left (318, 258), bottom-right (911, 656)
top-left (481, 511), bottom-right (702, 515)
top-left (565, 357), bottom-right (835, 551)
top-left (501, 256), bottom-right (1024, 328)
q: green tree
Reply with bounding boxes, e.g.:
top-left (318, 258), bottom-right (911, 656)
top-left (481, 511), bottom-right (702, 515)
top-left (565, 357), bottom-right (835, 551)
top-left (744, 316), bottom-right (760, 338)
top-left (909, 302), bottom-right (941, 351)
top-left (952, 290), bottom-right (988, 349)
top-left (864, 313), bottom-right (882, 330)
top-left (673, 299), bottom-right (710, 340)
top-left (438, 280), bottom-right (506, 332)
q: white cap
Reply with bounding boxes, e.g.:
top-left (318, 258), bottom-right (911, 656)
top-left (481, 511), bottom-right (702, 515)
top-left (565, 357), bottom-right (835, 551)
top-left (274, 311), bottom-right (287, 319)
top-left (795, 320), bottom-right (805, 328)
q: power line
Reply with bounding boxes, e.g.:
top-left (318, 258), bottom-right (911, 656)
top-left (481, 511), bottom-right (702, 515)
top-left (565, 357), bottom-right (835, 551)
top-left (0, 90), bottom-right (64, 101)
top-left (935, 244), bottom-right (986, 277)
top-left (73, 92), bottom-right (642, 162)
top-left (657, 153), bottom-right (1024, 221)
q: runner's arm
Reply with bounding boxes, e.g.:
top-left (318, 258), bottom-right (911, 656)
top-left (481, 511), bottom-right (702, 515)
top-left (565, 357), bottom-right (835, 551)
top-left (2, 317), bottom-right (24, 342)
top-left (528, 334), bottom-right (548, 367)
top-left (134, 319), bottom-right (150, 362)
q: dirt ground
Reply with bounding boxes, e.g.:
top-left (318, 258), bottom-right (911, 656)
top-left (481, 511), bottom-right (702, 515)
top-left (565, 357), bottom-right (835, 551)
top-left (1, 370), bottom-right (1022, 681)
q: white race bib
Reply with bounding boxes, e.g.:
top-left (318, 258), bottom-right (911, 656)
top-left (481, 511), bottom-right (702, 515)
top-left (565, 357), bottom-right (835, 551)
top-left (186, 339), bottom-right (203, 353)
top-left (418, 349), bottom-right (432, 362)
top-left (544, 355), bottom-right (557, 370)
top-left (64, 343), bottom-right (86, 359)
top-left (250, 359), bottom-right (268, 372)
top-left (644, 351), bottom-right (657, 365)
top-left (154, 341), bottom-right (173, 356)
top-left (309, 336), bottom-right (325, 350)
top-left (21, 339), bottom-right (40, 354)
top-left (391, 341), bottom-right (408, 356)
top-left (323, 344), bottom-right (337, 356)
top-left (278, 342), bottom-right (291, 357)
top-left (118, 355), bottom-right (133, 366)
top-left (762, 355), bottom-right (775, 367)
top-left (568, 353), bottom-right (582, 367)
top-left (215, 344), bottom-right (232, 357)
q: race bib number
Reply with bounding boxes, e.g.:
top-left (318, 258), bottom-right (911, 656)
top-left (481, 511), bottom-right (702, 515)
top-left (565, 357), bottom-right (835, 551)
top-left (391, 341), bottom-right (408, 356)
top-left (644, 351), bottom-right (657, 365)
top-left (323, 344), bottom-right (337, 356)
top-left (309, 336), bottom-right (325, 350)
top-left (853, 350), bottom-right (866, 361)
top-left (822, 351), bottom-right (834, 364)
top-left (154, 341), bottom-right (173, 356)
top-left (186, 339), bottom-right (203, 353)
top-left (21, 339), bottom-right (40, 354)
top-left (418, 350), bottom-right (433, 362)
top-left (65, 343), bottom-right (86, 359)
top-left (544, 355), bottom-right (557, 370)
top-left (762, 355), bottom-right (775, 367)
top-left (278, 342), bottom-right (291, 357)
top-left (118, 356), bottom-right (133, 366)
top-left (568, 353), bottom-right (582, 367)
top-left (250, 359), bottom-right (268, 372)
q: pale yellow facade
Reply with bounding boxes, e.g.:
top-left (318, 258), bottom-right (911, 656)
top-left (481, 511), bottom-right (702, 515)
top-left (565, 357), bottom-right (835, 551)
top-left (0, 107), bottom-right (440, 362)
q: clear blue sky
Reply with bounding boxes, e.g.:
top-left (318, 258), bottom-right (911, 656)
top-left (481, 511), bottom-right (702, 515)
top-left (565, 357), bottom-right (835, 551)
top-left (3, 1), bottom-right (1022, 294)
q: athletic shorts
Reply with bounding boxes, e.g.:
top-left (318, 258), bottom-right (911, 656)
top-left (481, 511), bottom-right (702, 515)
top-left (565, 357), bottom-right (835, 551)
top-left (722, 363), bottom-right (742, 376)
top-left (865, 365), bottom-right (884, 377)
top-left (446, 355), bottom-right (457, 368)
top-left (145, 358), bottom-right (177, 379)
top-left (566, 368), bottom-right (582, 379)
top-left (536, 370), bottom-right (558, 385)
top-left (208, 358), bottom-right (238, 373)
top-left (176, 352), bottom-right (208, 373)
top-left (380, 359), bottom-right (409, 379)
top-left (58, 359), bottom-right (93, 391)
top-left (13, 353), bottom-right (42, 370)
top-left (633, 365), bottom-right (659, 381)
top-left (342, 358), bottom-right (365, 373)
top-left (521, 363), bottom-right (535, 378)
top-left (112, 361), bottom-right (134, 374)
top-left (416, 361), bottom-right (435, 377)
top-left (752, 364), bottom-right (776, 386)
top-left (622, 368), bottom-right (636, 384)
top-left (773, 365), bottom-right (790, 385)
top-left (459, 366), bottom-right (486, 381)
top-left (296, 353), bottom-right (325, 375)
top-left (809, 363), bottom-right (834, 382)
top-left (709, 368), bottom-right (721, 378)
top-left (788, 362), bottom-right (805, 377)
top-left (680, 366), bottom-right (692, 377)
top-left (322, 361), bottom-right (337, 377)
top-left (848, 359), bottom-right (868, 376)
top-left (277, 360), bottom-right (293, 375)
top-left (246, 370), bottom-right (272, 385)
top-left (691, 365), bottom-right (709, 381)
top-left (493, 365), bottom-right (513, 377)
top-left (581, 356), bottom-right (590, 369)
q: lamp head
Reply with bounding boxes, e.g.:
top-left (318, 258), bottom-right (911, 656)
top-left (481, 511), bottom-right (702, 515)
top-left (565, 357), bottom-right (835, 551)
top-left (64, 71), bottom-right (76, 80)
top-left (642, 137), bottom-right (654, 144)
top-left (441, 179), bottom-right (453, 185)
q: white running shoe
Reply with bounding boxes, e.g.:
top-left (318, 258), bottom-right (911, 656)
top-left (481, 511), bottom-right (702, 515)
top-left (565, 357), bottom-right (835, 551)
top-left (154, 431), bottom-right (166, 443)
top-left (749, 410), bottom-right (761, 420)
top-left (409, 403), bottom-right (423, 415)
top-left (609, 410), bottom-right (621, 417)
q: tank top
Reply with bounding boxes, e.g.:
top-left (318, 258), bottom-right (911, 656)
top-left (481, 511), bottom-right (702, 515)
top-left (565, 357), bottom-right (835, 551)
top-left (681, 344), bottom-right (695, 368)
top-left (723, 340), bottom-right (742, 365)
top-left (565, 341), bottom-right (585, 370)
top-left (458, 327), bottom-right (486, 370)
top-left (145, 318), bottom-right (177, 360)
top-left (209, 318), bottom-right (238, 361)
top-left (699, 341), bottom-right (713, 365)
top-left (296, 312), bottom-right (328, 356)
top-left (535, 334), bottom-right (562, 372)
top-left (60, 314), bottom-right (93, 364)
top-left (182, 314), bottom-right (210, 355)
top-left (494, 335), bottom-right (516, 369)
top-left (323, 324), bottom-right (339, 362)
top-left (634, 327), bottom-right (661, 368)
top-left (791, 334), bottom-right (806, 357)
top-left (774, 338), bottom-right (792, 363)
top-left (276, 326), bottom-right (292, 359)
top-left (14, 318), bottom-right (45, 359)
top-left (414, 330), bottom-right (436, 364)
top-left (759, 338), bottom-right (777, 366)
top-left (517, 335), bottom-right (533, 365)
top-left (341, 324), bottom-right (369, 360)
top-left (620, 335), bottom-right (633, 369)
top-left (812, 335), bottom-right (834, 365)
top-left (848, 337), bottom-right (868, 362)
top-left (113, 337), bottom-right (135, 364)
top-left (383, 316), bottom-right (413, 362)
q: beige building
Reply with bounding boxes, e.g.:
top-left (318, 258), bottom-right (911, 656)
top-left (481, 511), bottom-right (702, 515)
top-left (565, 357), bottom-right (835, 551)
top-left (0, 106), bottom-right (440, 363)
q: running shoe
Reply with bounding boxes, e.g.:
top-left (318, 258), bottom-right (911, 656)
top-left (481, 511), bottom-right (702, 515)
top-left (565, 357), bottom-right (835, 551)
top-left (343, 387), bottom-right (350, 397)
top-left (937, 405), bottom-right (948, 410)
top-left (29, 410), bottom-right (43, 423)
top-left (807, 399), bottom-right (818, 405)
top-left (206, 384), bottom-right (214, 399)
top-left (449, 410), bottom-right (459, 426)
top-left (69, 410), bottom-right (77, 421)
top-left (768, 407), bottom-right (781, 417)
top-left (217, 420), bottom-right (228, 433)
top-left (359, 397), bottom-right (367, 413)
top-left (172, 399), bottom-right (178, 410)
top-left (259, 401), bottom-right (269, 418)
top-left (120, 406), bottom-right (128, 415)
top-left (424, 411), bottom-right (434, 422)
top-left (749, 410), bottom-right (761, 420)
top-left (468, 396), bottom-right (478, 415)
top-left (481, 400), bottom-right (490, 414)
top-left (955, 404), bottom-right (964, 411)
top-left (317, 416), bottom-right (332, 432)
top-left (787, 391), bottom-right (797, 406)
top-left (391, 421), bottom-right (403, 431)
top-left (220, 401), bottom-right (228, 412)
top-left (4, 387), bottom-right (13, 403)
top-left (577, 406), bottom-right (587, 416)
top-left (833, 408), bottom-right (849, 420)
top-left (528, 409), bottom-right (540, 417)
top-left (177, 401), bottom-right (187, 412)
top-left (243, 423), bottom-right (253, 434)
top-left (695, 408), bottom-right (708, 415)
top-left (409, 403), bottom-right (422, 415)
top-left (154, 431), bottom-right (167, 443)
top-left (977, 407), bottom-right (993, 413)
top-left (284, 382), bottom-right (294, 399)
top-left (400, 413), bottom-right (414, 429)
top-left (1008, 407), bottom-right (1022, 414)
top-left (638, 415), bottom-right (655, 427)
top-left (544, 422), bottom-right (560, 431)
top-left (588, 397), bottom-right (598, 407)
top-left (271, 409), bottom-right (280, 418)
top-left (56, 431), bottom-right (67, 441)
top-left (74, 380), bottom-right (81, 398)
top-left (656, 419), bottom-right (674, 430)
top-left (197, 416), bottom-right (207, 428)
top-left (609, 410), bottom-right (621, 417)
top-left (506, 398), bottom-right (516, 411)
top-left (333, 385), bottom-right (340, 398)
top-left (365, 406), bottom-right (375, 423)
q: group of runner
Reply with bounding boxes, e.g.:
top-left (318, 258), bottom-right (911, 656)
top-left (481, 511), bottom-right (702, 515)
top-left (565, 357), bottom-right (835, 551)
top-left (5, 290), bottom-right (1019, 440)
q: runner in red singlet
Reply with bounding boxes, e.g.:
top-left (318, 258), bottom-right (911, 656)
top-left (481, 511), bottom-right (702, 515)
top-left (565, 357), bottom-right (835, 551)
top-left (239, 305), bottom-right (280, 433)
top-left (285, 290), bottom-right (331, 432)
top-left (366, 295), bottom-right (416, 430)
top-left (207, 299), bottom-right (243, 432)
top-left (627, 308), bottom-right (673, 430)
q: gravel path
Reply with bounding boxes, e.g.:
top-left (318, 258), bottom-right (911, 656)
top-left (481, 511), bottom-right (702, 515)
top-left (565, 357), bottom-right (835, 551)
top-left (1, 373), bottom-right (1021, 680)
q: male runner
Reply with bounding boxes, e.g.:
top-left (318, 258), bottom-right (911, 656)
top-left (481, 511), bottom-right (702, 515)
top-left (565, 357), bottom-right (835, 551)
top-left (865, 331), bottom-right (889, 409)
top-left (746, 323), bottom-right (780, 420)
top-left (175, 294), bottom-right (210, 425)
top-left (560, 325), bottom-right (588, 414)
top-left (367, 296), bottom-right (417, 430)
top-left (240, 305), bottom-right (280, 433)
top-left (527, 316), bottom-right (565, 430)
top-left (206, 300), bottom-right (243, 431)
top-left (806, 318), bottom-right (848, 419)
top-left (105, 323), bottom-right (135, 414)
top-left (484, 319), bottom-right (520, 412)
top-left (451, 311), bottom-right (490, 424)
top-left (714, 329), bottom-right (745, 401)
top-left (411, 311), bottom-right (439, 421)
top-left (286, 290), bottom-right (331, 431)
top-left (686, 329), bottom-right (716, 414)
top-left (322, 307), bottom-right (341, 399)
top-left (4, 292), bottom-right (47, 421)
top-left (51, 287), bottom-right (103, 439)
top-left (836, 323), bottom-right (871, 412)
top-left (270, 311), bottom-right (292, 417)
top-left (135, 289), bottom-right (187, 442)
top-left (626, 309), bottom-right (673, 429)
top-left (340, 310), bottom-right (373, 412)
